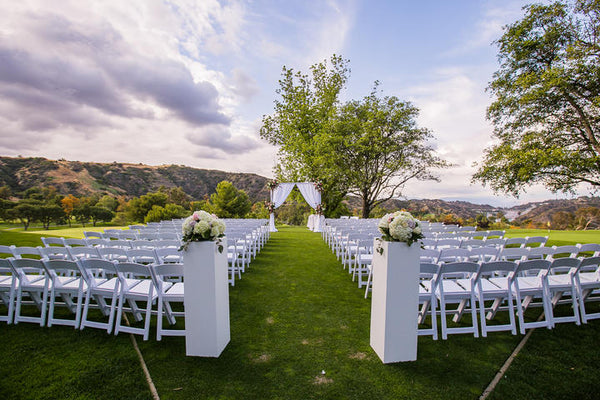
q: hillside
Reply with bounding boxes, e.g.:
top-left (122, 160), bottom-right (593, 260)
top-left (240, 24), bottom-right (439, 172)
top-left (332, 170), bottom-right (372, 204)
top-left (0, 156), bottom-right (270, 202)
top-left (1, 156), bottom-right (598, 224)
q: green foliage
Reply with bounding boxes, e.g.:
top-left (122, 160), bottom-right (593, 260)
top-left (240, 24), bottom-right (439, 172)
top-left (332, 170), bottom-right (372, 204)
top-left (144, 203), bottom-right (188, 223)
top-left (207, 181), bottom-right (252, 218)
top-left (476, 213), bottom-right (491, 229)
top-left (261, 55), bottom-right (351, 212)
top-left (96, 195), bottom-right (118, 211)
top-left (88, 206), bottom-right (114, 226)
top-left (125, 191), bottom-right (168, 222)
top-left (247, 201), bottom-right (270, 219)
top-left (276, 202), bottom-right (311, 225)
top-left (6, 199), bottom-right (41, 230)
top-left (38, 204), bottom-right (65, 230)
top-left (474, 0), bottom-right (600, 195)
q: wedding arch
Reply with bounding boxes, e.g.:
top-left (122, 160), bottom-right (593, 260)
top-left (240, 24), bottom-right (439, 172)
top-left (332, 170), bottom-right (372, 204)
top-left (267, 182), bottom-right (324, 232)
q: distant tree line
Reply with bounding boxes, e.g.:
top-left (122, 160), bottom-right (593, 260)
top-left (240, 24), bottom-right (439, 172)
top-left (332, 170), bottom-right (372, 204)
top-left (0, 180), bottom-right (269, 230)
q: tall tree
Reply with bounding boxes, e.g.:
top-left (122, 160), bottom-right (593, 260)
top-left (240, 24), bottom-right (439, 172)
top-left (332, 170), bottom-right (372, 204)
top-left (326, 85), bottom-right (448, 217)
top-left (473, 0), bottom-right (600, 195)
top-left (260, 55), bottom-right (350, 212)
top-left (208, 181), bottom-right (251, 218)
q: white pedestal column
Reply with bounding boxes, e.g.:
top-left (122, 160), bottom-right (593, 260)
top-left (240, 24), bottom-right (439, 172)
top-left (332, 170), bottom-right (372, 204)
top-left (269, 213), bottom-right (277, 232)
top-left (369, 240), bottom-right (420, 363)
top-left (183, 241), bottom-right (230, 357)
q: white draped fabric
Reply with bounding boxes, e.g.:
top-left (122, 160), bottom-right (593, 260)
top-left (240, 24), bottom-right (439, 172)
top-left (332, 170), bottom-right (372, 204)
top-left (268, 182), bottom-right (323, 232)
top-left (268, 183), bottom-right (296, 232)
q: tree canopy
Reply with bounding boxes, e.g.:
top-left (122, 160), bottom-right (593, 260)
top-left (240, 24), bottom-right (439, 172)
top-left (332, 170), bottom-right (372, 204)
top-left (473, 0), bottom-right (600, 196)
top-left (261, 56), bottom-right (446, 217)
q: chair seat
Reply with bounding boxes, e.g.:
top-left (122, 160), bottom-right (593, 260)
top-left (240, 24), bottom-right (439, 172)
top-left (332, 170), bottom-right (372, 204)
top-left (437, 280), bottom-right (469, 298)
top-left (95, 277), bottom-right (119, 291)
top-left (164, 282), bottom-right (184, 298)
top-left (478, 278), bottom-right (507, 295)
top-left (579, 272), bottom-right (599, 286)
top-left (547, 274), bottom-right (573, 288)
top-left (126, 280), bottom-right (156, 297)
top-left (514, 276), bottom-right (544, 291)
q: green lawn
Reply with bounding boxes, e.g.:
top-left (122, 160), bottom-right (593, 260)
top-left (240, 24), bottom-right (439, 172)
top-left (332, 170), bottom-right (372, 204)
top-left (1, 226), bottom-right (600, 399)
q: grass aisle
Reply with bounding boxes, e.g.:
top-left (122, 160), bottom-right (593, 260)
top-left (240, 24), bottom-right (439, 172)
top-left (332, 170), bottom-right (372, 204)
top-left (139, 227), bottom-right (520, 400)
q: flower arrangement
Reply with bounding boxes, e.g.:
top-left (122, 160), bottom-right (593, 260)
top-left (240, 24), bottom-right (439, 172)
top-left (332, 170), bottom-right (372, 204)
top-left (180, 210), bottom-right (226, 252)
top-left (315, 203), bottom-right (326, 215)
top-left (264, 201), bottom-right (275, 213)
top-left (267, 179), bottom-right (279, 190)
top-left (377, 211), bottom-right (423, 247)
top-left (313, 180), bottom-right (323, 192)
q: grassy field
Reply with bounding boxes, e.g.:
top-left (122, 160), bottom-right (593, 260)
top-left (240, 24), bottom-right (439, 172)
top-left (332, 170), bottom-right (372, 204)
top-left (1, 226), bottom-right (600, 399)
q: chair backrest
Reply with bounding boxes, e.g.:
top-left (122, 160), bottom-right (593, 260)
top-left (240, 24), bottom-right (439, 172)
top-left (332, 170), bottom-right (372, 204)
top-left (11, 246), bottom-right (41, 259)
top-left (577, 243), bottom-right (600, 257)
top-left (126, 249), bottom-right (158, 264)
top-left (438, 248), bottom-right (470, 263)
top-left (67, 246), bottom-right (101, 260)
top-left (437, 262), bottom-right (480, 285)
top-left (552, 245), bottom-right (580, 259)
top-left (0, 245), bottom-right (15, 258)
top-left (62, 238), bottom-right (87, 247)
top-left (421, 238), bottom-right (437, 249)
top-left (97, 247), bottom-right (129, 261)
top-left (114, 262), bottom-right (154, 291)
top-left (41, 237), bottom-right (65, 247)
top-left (42, 259), bottom-right (81, 279)
top-left (137, 232), bottom-right (159, 240)
top-left (468, 247), bottom-right (499, 262)
top-left (131, 240), bottom-right (154, 249)
top-left (504, 237), bottom-right (527, 248)
top-left (525, 236), bottom-right (548, 248)
top-left (419, 262), bottom-right (439, 282)
top-left (118, 230), bottom-right (138, 240)
top-left (156, 232), bottom-right (178, 240)
top-left (106, 240), bottom-right (132, 249)
top-left (151, 263), bottom-right (184, 291)
top-left (514, 259), bottom-right (551, 276)
top-left (549, 257), bottom-right (580, 275)
top-left (435, 239), bottom-right (462, 249)
top-left (478, 260), bottom-right (518, 277)
top-left (38, 246), bottom-right (71, 261)
top-left (153, 240), bottom-right (180, 249)
top-left (486, 230), bottom-right (506, 239)
top-left (498, 247), bottom-right (529, 262)
top-left (86, 238), bottom-right (109, 247)
top-left (484, 238), bottom-right (506, 248)
top-left (578, 256), bottom-right (600, 273)
top-left (420, 248), bottom-right (440, 263)
top-left (84, 231), bottom-right (105, 239)
top-left (527, 246), bottom-right (555, 260)
top-left (8, 258), bottom-right (46, 282)
top-left (77, 258), bottom-right (118, 285)
top-left (461, 239), bottom-right (485, 249)
top-left (154, 248), bottom-right (183, 264)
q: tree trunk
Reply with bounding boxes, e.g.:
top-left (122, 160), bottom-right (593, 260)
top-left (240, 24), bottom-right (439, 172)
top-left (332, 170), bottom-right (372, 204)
top-left (361, 196), bottom-right (371, 219)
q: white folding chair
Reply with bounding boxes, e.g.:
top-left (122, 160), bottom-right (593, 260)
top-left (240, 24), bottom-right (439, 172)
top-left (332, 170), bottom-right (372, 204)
top-left (505, 237), bottom-right (527, 248)
top-left (78, 259), bottom-right (120, 333)
top-left (67, 246), bottom-right (101, 261)
top-left (0, 258), bottom-right (17, 323)
top-left (435, 239), bottom-right (462, 250)
top-left (435, 261), bottom-right (480, 339)
top-left (41, 259), bottom-right (86, 328)
top-left (484, 238), bottom-right (506, 248)
top-left (114, 262), bottom-right (157, 340)
top-left (420, 248), bottom-right (440, 263)
top-left (438, 248), bottom-right (470, 263)
top-left (475, 261), bottom-right (518, 336)
top-left (497, 247), bottom-right (529, 262)
top-left (468, 247), bottom-right (499, 263)
top-left (574, 256), bottom-right (600, 323)
top-left (151, 263), bottom-right (183, 340)
top-left (418, 262), bottom-right (439, 340)
top-left (461, 239), bottom-right (485, 249)
top-left (9, 258), bottom-right (48, 326)
top-left (84, 231), bottom-right (105, 239)
top-left (546, 257), bottom-right (581, 326)
top-left (509, 259), bottom-right (553, 334)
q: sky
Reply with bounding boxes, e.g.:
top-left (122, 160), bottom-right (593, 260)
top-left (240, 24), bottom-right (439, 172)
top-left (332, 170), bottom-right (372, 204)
top-left (0, 0), bottom-right (589, 207)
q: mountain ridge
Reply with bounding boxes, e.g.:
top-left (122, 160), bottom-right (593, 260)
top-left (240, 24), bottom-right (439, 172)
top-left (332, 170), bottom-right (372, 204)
top-left (0, 156), bottom-right (597, 225)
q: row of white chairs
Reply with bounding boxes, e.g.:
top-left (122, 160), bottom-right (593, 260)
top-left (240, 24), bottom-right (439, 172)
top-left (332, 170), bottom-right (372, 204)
top-left (0, 257), bottom-right (188, 341)
top-left (413, 256), bottom-right (600, 340)
top-left (43, 237), bottom-right (180, 249)
top-left (421, 236), bottom-right (548, 250)
top-left (361, 243), bottom-right (600, 296)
